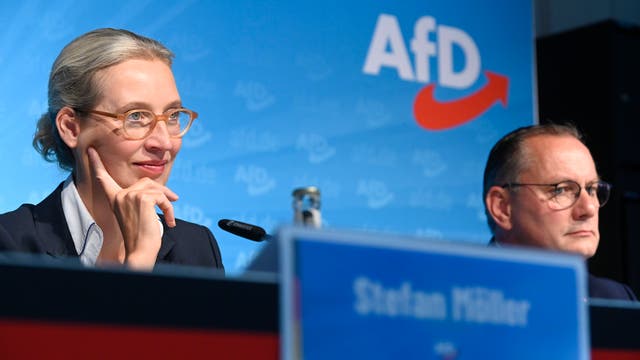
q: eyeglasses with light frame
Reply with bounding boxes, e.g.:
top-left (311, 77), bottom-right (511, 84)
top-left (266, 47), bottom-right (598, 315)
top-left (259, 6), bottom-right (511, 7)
top-left (85, 108), bottom-right (198, 140)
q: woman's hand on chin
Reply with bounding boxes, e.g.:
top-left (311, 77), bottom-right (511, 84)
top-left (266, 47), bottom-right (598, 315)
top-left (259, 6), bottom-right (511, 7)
top-left (87, 147), bottom-right (179, 270)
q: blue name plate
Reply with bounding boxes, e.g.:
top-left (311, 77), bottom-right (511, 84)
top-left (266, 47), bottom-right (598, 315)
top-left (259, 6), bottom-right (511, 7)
top-left (278, 226), bottom-right (588, 360)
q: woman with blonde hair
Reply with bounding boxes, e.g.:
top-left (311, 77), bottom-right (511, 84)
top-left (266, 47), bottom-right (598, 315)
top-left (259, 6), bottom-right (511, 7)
top-left (0, 28), bottom-right (223, 271)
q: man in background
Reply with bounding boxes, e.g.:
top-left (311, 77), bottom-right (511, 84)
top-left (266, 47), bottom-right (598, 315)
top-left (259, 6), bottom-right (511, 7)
top-left (483, 123), bottom-right (636, 300)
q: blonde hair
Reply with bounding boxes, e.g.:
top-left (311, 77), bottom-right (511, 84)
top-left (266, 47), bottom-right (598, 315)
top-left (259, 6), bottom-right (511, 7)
top-left (33, 28), bottom-right (174, 171)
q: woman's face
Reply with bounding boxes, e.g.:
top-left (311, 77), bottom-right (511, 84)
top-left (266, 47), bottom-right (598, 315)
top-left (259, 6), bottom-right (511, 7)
top-left (75, 58), bottom-right (182, 188)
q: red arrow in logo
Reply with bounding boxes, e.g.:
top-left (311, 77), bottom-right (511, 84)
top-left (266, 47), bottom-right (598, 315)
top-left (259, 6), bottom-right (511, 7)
top-left (413, 71), bottom-right (509, 131)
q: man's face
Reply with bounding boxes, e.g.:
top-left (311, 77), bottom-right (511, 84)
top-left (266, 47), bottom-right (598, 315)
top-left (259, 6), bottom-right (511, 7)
top-left (502, 135), bottom-right (601, 257)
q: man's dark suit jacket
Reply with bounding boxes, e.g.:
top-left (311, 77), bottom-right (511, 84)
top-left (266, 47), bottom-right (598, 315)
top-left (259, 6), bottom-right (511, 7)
top-left (589, 273), bottom-right (637, 301)
top-left (488, 238), bottom-right (636, 301)
top-left (0, 183), bottom-right (224, 270)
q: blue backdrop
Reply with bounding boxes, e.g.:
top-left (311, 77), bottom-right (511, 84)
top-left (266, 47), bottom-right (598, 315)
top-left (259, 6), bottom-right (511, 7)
top-left (0, 0), bottom-right (534, 273)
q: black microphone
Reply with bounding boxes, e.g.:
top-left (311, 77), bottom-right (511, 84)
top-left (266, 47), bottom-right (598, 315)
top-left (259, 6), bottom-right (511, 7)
top-left (218, 219), bottom-right (272, 242)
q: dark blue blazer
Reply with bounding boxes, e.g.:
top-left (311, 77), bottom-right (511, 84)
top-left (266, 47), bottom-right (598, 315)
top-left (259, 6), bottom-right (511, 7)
top-left (488, 238), bottom-right (636, 301)
top-left (589, 273), bottom-right (637, 301)
top-left (0, 182), bottom-right (224, 270)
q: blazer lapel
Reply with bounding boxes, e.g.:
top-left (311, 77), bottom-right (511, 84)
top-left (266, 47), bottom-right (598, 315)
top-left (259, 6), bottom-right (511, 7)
top-left (33, 184), bottom-right (178, 262)
top-left (33, 182), bottom-right (78, 258)
top-left (157, 218), bottom-right (176, 261)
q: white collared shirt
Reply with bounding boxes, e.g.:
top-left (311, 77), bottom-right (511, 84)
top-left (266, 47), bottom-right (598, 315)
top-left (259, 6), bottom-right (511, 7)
top-left (60, 176), bottom-right (165, 266)
top-left (61, 176), bottom-right (104, 266)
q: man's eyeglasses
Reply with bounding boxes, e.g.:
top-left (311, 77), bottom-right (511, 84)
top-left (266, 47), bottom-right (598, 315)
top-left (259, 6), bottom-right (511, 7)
top-left (501, 180), bottom-right (612, 210)
top-left (86, 108), bottom-right (198, 140)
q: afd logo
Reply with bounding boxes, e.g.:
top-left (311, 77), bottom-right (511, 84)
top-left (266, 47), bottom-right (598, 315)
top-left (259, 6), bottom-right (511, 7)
top-left (363, 14), bottom-right (509, 131)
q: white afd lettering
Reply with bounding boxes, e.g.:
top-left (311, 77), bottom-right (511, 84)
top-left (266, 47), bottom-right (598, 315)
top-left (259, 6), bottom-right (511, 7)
top-left (362, 14), bottom-right (414, 80)
top-left (410, 16), bottom-right (437, 83)
top-left (363, 13), bottom-right (481, 89)
top-left (438, 25), bottom-right (480, 89)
